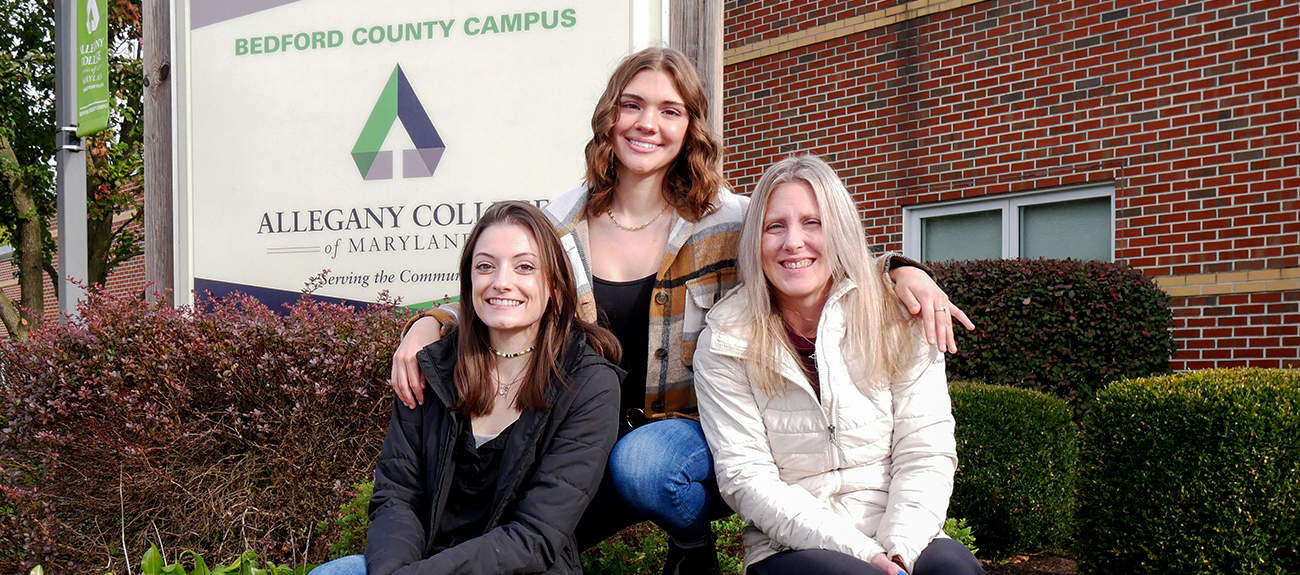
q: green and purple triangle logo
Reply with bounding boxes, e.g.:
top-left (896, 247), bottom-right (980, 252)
top-left (352, 65), bottom-right (446, 180)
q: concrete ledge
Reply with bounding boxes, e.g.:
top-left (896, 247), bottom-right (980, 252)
top-left (725, 0), bottom-right (992, 66)
top-left (1155, 267), bottom-right (1300, 297)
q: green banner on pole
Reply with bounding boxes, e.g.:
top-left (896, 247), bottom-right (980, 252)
top-left (76, 0), bottom-right (110, 137)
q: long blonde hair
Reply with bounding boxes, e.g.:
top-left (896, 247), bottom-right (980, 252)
top-left (733, 155), bottom-right (915, 395)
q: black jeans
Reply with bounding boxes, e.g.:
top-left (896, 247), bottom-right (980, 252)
top-left (748, 538), bottom-right (984, 575)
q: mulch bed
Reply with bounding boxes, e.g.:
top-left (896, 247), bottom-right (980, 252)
top-left (982, 555), bottom-right (1078, 575)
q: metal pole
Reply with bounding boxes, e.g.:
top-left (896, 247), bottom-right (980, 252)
top-left (55, 0), bottom-right (89, 319)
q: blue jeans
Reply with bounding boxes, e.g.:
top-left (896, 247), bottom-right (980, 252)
top-left (310, 554), bottom-right (366, 575)
top-left (575, 418), bottom-right (732, 548)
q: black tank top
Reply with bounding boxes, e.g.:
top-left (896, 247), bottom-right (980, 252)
top-left (593, 273), bottom-right (655, 419)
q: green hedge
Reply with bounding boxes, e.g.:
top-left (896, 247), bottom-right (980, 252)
top-left (1078, 368), bottom-right (1300, 574)
top-left (933, 259), bottom-right (1176, 412)
top-left (949, 382), bottom-right (1078, 560)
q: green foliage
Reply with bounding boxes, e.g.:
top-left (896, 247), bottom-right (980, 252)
top-left (712, 515), bottom-right (745, 575)
top-left (317, 481), bottom-right (373, 560)
top-left (315, 481), bottom-right (747, 574)
top-left (949, 382), bottom-right (1077, 560)
top-left (943, 518), bottom-right (979, 557)
top-left (580, 522), bottom-right (668, 575)
top-left (0, 288), bottom-right (406, 573)
top-left (933, 259), bottom-right (1176, 412)
top-left (94, 543), bottom-right (320, 575)
top-left (1078, 368), bottom-right (1300, 574)
top-left (1, 0), bottom-right (145, 337)
top-left (581, 517), bottom-right (744, 575)
top-left (0, 0), bottom-right (55, 170)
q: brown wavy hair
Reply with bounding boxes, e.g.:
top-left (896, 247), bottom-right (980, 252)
top-left (454, 201), bottom-right (622, 417)
top-left (583, 47), bottom-right (727, 222)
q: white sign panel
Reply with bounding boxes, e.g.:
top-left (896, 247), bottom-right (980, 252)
top-left (175, 0), bottom-right (663, 307)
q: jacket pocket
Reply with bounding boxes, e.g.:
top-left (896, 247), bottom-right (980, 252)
top-left (683, 274), bottom-right (733, 367)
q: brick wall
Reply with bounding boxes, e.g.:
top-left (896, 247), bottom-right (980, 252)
top-left (723, 0), bottom-right (1299, 370)
top-left (0, 216), bottom-right (146, 338)
top-left (726, 0), bottom-right (896, 50)
top-left (8, 1), bottom-right (1296, 369)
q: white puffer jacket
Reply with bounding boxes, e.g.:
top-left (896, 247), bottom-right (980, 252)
top-left (694, 280), bottom-right (956, 572)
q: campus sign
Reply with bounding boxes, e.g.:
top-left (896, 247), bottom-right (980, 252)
top-left (76, 0), bottom-right (110, 136)
top-left (174, 0), bottom-right (664, 307)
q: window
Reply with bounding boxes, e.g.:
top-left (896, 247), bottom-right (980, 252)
top-left (903, 184), bottom-right (1114, 263)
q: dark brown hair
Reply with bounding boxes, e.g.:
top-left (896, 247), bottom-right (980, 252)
top-left (583, 47), bottom-right (727, 222)
top-left (453, 201), bottom-right (621, 416)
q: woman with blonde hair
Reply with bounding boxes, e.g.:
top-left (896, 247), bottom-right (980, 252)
top-left (694, 155), bottom-right (983, 575)
top-left (391, 49), bottom-right (970, 574)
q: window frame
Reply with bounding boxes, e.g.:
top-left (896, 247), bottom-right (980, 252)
top-left (902, 183), bottom-right (1116, 262)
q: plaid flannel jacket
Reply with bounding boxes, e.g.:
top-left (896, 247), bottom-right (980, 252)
top-left (545, 185), bottom-right (749, 420)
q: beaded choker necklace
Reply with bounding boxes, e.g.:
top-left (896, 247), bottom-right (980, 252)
top-left (489, 345), bottom-right (534, 359)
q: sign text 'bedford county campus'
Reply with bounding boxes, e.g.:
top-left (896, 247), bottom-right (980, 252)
top-left (234, 9), bottom-right (578, 55)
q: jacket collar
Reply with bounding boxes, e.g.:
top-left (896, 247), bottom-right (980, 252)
top-left (418, 332), bottom-right (461, 409)
top-left (701, 279), bottom-right (856, 402)
top-left (706, 278), bottom-right (857, 366)
top-left (416, 329), bottom-right (603, 409)
top-left (559, 186), bottom-right (695, 270)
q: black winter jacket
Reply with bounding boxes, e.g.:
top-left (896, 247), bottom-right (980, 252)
top-left (364, 330), bottom-right (621, 575)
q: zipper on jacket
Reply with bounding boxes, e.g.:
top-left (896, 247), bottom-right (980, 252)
top-left (829, 423), bottom-right (848, 468)
top-left (822, 358), bottom-right (843, 469)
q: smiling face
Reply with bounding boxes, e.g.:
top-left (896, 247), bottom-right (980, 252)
top-left (470, 223), bottom-right (549, 346)
top-left (612, 69), bottom-right (689, 182)
top-left (761, 181), bottom-right (834, 311)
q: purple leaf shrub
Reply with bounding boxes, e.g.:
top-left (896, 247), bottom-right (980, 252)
top-left (0, 288), bottom-right (411, 573)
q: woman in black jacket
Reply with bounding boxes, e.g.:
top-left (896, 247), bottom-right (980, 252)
top-left (314, 201), bottom-right (623, 575)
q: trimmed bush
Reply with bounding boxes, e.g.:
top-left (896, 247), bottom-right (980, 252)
top-left (933, 259), bottom-right (1176, 411)
top-left (949, 382), bottom-right (1078, 560)
top-left (1078, 368), bottom-right (1300, 574)
top-left (0, 288), bottom-right (405, 573)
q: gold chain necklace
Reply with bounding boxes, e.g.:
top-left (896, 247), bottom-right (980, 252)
top-left (607, 203), bottom-right (671, 232)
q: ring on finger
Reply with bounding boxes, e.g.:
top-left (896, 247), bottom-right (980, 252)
top-left (935, 307), bottom-right (948, 313)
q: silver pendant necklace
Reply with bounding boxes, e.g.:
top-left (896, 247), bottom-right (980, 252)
top-left (788, 325), bottom-right (817, 362)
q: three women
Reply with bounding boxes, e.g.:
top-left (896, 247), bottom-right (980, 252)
top-left (386, 47), bottom-right (971, 574)
top-left (694, 156), bottom-right (982, 575)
